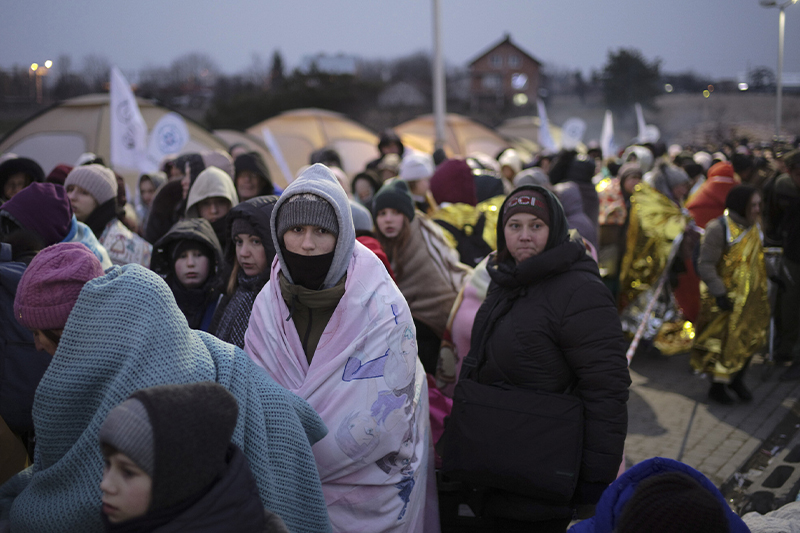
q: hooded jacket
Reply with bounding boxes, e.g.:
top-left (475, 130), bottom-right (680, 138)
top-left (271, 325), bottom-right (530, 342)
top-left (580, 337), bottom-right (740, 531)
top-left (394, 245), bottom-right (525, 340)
top-left (568, 457), bottom-right (749, 533)
top-left (185, 167), bottom-right (239, 250)
top-left (209, 196), bottom-right (278, 348)
top-left (271, 164), bottom-right (355, 291)
top-left (185, 167), bottom-right (239, 219)
top-left (686, 162), bottom-right (739, 229)
top-left (105, 445), bottom-right (288, 533)
top-left (151, 218), bottom-right (225, 331)
top-left (470, 185), bottom-right (629, 517)
top-left (554, 181), bottom-right (599, 251)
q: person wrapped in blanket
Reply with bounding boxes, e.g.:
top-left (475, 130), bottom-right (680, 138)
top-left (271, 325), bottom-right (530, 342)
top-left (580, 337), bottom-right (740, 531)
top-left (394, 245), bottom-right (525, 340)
top-left (618, 163), bottom-right (698, 355)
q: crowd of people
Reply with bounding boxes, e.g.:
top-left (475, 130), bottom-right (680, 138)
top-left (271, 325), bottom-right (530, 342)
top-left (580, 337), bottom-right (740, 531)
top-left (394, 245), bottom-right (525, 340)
top-left (0, 126), bottom-right (797, 532)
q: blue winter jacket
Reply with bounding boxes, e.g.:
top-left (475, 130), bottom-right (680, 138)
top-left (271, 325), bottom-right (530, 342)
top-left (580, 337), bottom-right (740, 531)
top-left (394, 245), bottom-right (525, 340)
top-left (0, 243), bottom-right (51, 434)
top-left (569, 457), bottom-right (749, 533)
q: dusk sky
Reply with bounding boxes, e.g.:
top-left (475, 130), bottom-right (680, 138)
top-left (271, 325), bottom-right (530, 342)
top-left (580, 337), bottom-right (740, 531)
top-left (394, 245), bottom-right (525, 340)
top-left (3, 0), bottom-right (799, 81)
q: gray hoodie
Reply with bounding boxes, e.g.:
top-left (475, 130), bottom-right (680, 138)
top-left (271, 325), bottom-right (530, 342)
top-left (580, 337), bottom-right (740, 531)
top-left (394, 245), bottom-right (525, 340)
top-left (271, 164), bottom-right (355, 289)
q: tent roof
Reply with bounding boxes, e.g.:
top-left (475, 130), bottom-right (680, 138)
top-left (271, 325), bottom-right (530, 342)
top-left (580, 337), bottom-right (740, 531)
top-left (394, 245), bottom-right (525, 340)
top-left (0, 94), bottom-right (228, 185)
top-left (213, 129), bottom-right (288, 189)
top-left (245, 108), bottom-right (381, 179)
top-left (393, 113), bottom-right (510, 159)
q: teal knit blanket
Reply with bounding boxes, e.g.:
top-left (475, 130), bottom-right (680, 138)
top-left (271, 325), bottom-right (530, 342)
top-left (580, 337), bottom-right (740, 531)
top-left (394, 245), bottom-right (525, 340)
top-left (0, 264), bottom-right (331, 533)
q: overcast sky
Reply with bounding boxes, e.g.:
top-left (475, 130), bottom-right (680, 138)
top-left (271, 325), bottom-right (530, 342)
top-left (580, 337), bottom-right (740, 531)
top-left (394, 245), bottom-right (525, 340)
top-left (3, 0), bottom-right (799, 81)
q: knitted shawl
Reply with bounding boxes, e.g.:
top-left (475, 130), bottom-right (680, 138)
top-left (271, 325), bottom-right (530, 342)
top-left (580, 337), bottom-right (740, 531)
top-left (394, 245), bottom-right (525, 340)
top-left (245, 242), bottom-right (433, 533)
top-left (0, 264), bottom-right (330, 533)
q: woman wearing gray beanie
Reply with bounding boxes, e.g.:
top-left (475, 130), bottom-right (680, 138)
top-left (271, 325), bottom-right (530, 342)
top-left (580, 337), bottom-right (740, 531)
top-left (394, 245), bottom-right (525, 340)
top-left (244, 164), bottom-right (434, 532)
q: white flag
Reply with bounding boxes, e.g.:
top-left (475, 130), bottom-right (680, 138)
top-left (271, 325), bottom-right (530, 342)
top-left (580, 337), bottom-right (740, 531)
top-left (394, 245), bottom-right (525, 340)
top-left (110, 67), bottom-right (148, 172)
top-left (144, 112), bottom-right (190, 173)
top-left (261, 127), bottom-right (294, 184)
top-left (634, 103), bottom-right (647, 144)
top-left (561, 117), bottom-right (587, 150)
top-left (536, 99), bottom-right (558, 152)
top-left (600, 110), bottom-right (617, 159)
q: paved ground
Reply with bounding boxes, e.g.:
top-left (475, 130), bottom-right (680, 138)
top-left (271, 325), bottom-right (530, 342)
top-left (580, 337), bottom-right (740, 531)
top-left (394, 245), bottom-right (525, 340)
top-left (625, 349), bottom-right (800, 513)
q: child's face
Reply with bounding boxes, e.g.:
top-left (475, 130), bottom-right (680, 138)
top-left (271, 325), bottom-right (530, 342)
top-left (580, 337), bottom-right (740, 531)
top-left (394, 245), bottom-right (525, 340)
top-left (376, 208), bottom-right (405, 239)
top-left (174, 248), bottom-right (211, 289)
top-left (100, 452), bottom-right (152, 523)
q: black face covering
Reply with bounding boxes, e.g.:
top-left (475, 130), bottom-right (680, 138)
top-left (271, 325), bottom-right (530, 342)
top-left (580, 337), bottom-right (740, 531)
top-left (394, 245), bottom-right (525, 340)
top-left (281, 248), bottom-right (335, 290)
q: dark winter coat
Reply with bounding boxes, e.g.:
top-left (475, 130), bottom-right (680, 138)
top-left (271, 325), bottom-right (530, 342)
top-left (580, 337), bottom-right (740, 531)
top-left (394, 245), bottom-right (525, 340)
top-left (105, 445), bottom-right (289, 533)
top-left (470, 185), bottom-right (630, 519)
top-left (766, 173), bottom-right (800, 261)
top-left (0, 244), bottom-right (51, 435)
top-left (209, 196), bottom-right (278, 347)
top-left (144, 180), bottom-right (184, 245)
top-left (151, 218), bottom-right (225, 331)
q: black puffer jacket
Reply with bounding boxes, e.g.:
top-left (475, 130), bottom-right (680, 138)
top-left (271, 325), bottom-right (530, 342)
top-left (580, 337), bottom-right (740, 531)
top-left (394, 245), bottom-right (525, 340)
top-left (151, 218), bottom-right (225, 330)
top-left (471, 185), bottom-right (630, 511)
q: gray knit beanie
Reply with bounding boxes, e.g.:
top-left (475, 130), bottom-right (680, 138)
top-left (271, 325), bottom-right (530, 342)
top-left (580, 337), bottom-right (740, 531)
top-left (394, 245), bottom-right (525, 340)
top-left (64, 164), bottom-right (117, 205)
top-left (98, 398), bottom-right (154, 476)
top-left (276, 193), bottom-right (338, 238)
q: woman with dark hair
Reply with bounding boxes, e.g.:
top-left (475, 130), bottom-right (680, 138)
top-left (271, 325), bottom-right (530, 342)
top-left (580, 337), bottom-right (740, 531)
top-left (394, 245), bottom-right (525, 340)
top-left (234, 152), bottom-right (274, 202)
top-left (451, 185), bottom-right (629, 532)
top-left (209, 195), bottom-right (277, 349)
top-left (0, 157), bottom-right (44, 203)
top-left (691, 185), bottom-right (769, 404)
top-left (144, 153), bottom-right (206, 244)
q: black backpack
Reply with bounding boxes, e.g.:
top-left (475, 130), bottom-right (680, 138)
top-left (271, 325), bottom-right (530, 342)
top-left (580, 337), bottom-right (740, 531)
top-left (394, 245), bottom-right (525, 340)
top-left (434, 214), bottom-right (493, 267)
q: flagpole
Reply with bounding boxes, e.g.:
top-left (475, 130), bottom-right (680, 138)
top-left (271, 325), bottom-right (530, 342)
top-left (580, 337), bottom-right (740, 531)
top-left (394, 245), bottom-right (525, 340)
top-left (432, 0), bottom-right (446, 152)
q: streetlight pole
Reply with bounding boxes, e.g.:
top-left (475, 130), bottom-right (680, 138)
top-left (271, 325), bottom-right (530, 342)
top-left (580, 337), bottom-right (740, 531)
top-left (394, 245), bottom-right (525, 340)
top-left (761, 0), bottom-right (797, 137)
top-left (29, 60), bottom-right (53, 105)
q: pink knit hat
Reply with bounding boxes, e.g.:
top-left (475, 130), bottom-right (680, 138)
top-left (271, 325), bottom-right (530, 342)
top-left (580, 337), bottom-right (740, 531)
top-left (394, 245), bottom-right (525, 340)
top-left (14, 242), bottom-right (105, 330)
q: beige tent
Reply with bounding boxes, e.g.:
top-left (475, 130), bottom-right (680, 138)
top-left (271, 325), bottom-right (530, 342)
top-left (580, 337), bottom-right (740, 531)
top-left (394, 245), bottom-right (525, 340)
top-left (495, 116), bottom-right (576, 153)
top-left (393, 114), bottom-right (511, 159)
top-left (0, 94), bottom-right (228, 187)
top-left (245, 108), bottom-right (381, 179)
top-left (213, 129), bottom-right (289, 189)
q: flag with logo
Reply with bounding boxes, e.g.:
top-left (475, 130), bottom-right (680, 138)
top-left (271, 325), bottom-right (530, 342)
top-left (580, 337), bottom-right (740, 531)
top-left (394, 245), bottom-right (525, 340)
top-left (110, 67), bottom-right (148, 172)
top-left (536, 99), bottom-right (558, 152)
top-left (600, 110), bottom-right (617, 159)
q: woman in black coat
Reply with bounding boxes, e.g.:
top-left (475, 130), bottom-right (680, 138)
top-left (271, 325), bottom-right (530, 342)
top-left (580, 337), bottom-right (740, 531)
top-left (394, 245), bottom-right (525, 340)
top-left (464, 185), bottom-right (630, 532)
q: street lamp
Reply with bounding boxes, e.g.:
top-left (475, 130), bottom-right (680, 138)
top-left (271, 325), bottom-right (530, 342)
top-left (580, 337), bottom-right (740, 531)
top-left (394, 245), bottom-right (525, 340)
top-left (760, 0), bottom-right (798, 137)
top-left (29, 59), bottom-right (53, 104)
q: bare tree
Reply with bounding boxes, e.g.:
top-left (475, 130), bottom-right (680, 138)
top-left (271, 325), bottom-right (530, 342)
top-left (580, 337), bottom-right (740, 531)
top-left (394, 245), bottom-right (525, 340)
top-left (82, 54), bottom-right (111, 92)
top-left (168, 52), bottom-right (219, 87)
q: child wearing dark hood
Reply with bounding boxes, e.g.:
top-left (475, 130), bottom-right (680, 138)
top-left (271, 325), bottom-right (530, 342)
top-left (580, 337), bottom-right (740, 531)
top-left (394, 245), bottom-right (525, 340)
top-left (98, 381), bottom-right (289, 532)
top-left (150, 218), bottom-right (225, 331)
